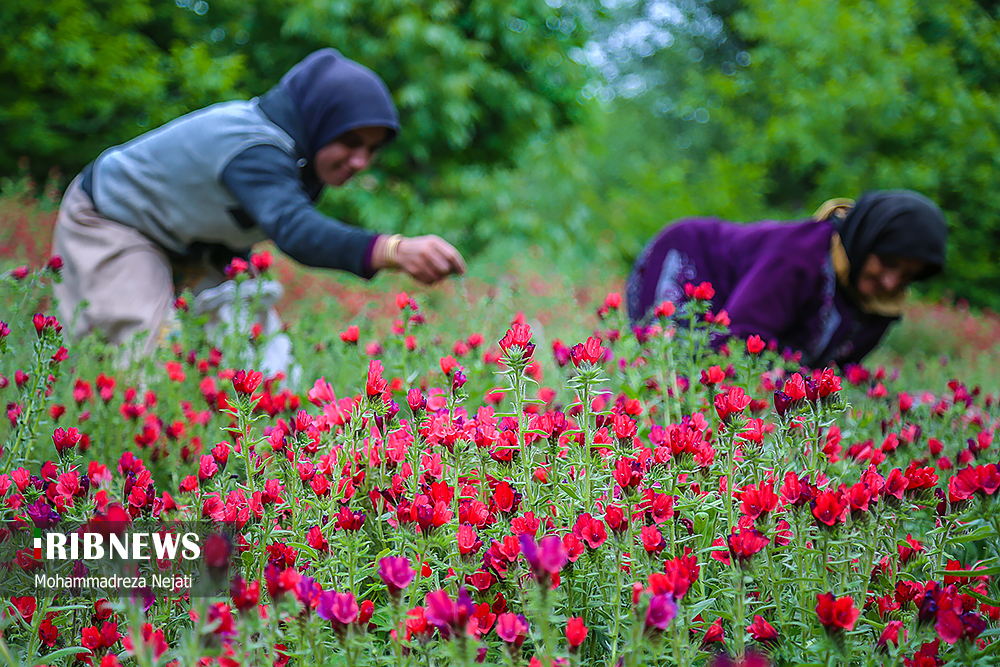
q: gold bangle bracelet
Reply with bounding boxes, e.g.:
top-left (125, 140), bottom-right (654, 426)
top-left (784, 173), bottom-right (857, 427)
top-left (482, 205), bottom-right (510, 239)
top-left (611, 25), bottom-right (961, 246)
top-left (383, 234), bottom-right (403, 269)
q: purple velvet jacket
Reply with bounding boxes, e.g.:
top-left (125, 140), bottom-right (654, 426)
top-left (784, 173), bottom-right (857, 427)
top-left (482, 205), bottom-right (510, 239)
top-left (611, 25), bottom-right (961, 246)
top-left (626, 217), bottom-right (896, 367)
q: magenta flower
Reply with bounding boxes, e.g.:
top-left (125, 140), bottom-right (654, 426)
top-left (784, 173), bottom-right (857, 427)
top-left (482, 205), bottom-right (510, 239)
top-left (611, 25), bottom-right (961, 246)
top-left (424, 589), bottom-right (456, 629)
top-left (519, 534), bottom-right (568, 582)
top-left (495, 613), bottom-right (529, 647)
top-left (645, 593), bottom-right (678, 631)
top-left (424, 587), bottom-right (475, 637)
top-left (294, 576), bottom-right (322, 610)
top-left (317, 590), bottom-right (359, 635)
top-left (379, 556), bottom-right (415, 597)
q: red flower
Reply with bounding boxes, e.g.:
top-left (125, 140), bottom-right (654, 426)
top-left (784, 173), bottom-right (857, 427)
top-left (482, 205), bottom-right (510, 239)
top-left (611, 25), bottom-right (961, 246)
top-left (701, 617), bottom-right (724, 645)
top-left (224, 257), bottom-right (249, 278)
top-left (250, 250), bottom-right (273, 273)
top-left (122, 623), bottom-right (169, 659)
top-left (715, 386), bottom-right (752, 422)
top-left (232, 369), bottom-right (263, 395)
top-left (440, 355), bottom-right (459, 375)
top-left (230, 577), bottom-right (261, 612)
top-left (572, 513), bottom-right (608, 549)
top-left (817, 368), bottom-right (842, 398)
top-left (904, 463), bottom-right (939, 494)
top-left (685, 281), bottom-right (715, 301)
top-left (359, 599), bottom-right (375, 626)
top-left (11, 596), bottom-right (36, 623)
top-left (772, 391), bottom-right (793, 418)
top-left (604, 505), bottom-right (627, 534)
top-left (203, 534), bottom-right (232, 571)
top-left (613, 413), bottom-right (637, 441)
top-left (38, 614), bottom-right (59, 646)
top-left (727, 528), bottom-right (769, 565)
top-left (565, 617), bottom-right (588, 648)
top-left (340, 325), bottom-right (360, 344)
top-left (739, 481), bottom-right (778, 521)
top-left (307, 525), bottom-right (329, 552)
top-left (654, 301), bottom-right (676, 318)
top-left (701, 365), bottom-right (725, 386)
top-left (815, 592), bottom-right (859, 632)
top-left (884, 468), bottom-right (907, 500)
top-left (613, 457), bottom-right (642, 492)
top-left (649, 550), bottom-right (700, 600)
top-left (877, 620), bottom-right (905, 650)
top-left (746, 335), bottom-right (765, 355)
top-left (457, 525), bottom-right (483, 556)
top-left (335, 506), bottom-right (366, 531)
top-left (499, 323), bottom-right (534, 359)
top-left (570, 336), bottom-right (605, 367)
top-left (641, 525), bottom-right (665, 554)
top-left (746, 615), bottom-right (778, 643)
top-left (981, 463), bottom-right (1000, 495)
top-left (811, 490), bottom-right (847, 527)
top-left (492, 481), bottom-right (516, 513)
top-left (199, 454), bottom-right (218, 481)
top-left (366, 360), bottom-right (387, 398)
top-left (52, 427), bottom-right (82, 455)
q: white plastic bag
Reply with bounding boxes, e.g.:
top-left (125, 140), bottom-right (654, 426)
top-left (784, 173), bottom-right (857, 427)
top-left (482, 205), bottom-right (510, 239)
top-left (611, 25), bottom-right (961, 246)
top-left (191, 278), bottom-right (298, 380)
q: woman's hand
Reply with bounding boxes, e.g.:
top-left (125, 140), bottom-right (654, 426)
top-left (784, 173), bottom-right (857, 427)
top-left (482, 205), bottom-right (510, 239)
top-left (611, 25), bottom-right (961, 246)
top-left (398, 235), bottom-right (466, 284)
top-left (374, 234), bottom-right (466, 284)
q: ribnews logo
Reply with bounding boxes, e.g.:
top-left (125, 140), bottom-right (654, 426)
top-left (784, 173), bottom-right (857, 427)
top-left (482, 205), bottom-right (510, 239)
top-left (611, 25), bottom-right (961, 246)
top-left (4, 522), bottom-right (235, 597)
top-left (31, 526), bottom-right (202, 561)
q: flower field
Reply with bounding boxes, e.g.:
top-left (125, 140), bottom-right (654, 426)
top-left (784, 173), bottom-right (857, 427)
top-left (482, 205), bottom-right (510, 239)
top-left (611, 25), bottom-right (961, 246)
top-left (1, 175), bottom-right (1000, 667)
top-left (1, 248), bottom-right (999, 667)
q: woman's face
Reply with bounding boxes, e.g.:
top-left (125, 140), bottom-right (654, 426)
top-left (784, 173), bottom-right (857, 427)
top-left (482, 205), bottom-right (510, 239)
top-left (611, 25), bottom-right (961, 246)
top-left (314, 126), bottom-right (389, 187)
top-left (855, 254), bottom-right (928, 300)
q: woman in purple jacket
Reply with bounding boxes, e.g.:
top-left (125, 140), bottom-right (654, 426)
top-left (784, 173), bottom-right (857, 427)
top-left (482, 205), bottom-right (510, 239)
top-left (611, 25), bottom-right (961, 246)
top-left (626, 191), bottom-right (948, 367)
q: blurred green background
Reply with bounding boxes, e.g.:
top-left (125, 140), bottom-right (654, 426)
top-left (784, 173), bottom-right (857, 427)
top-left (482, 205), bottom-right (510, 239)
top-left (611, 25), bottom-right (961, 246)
top-left (2, 0), bottom-right (999, 307)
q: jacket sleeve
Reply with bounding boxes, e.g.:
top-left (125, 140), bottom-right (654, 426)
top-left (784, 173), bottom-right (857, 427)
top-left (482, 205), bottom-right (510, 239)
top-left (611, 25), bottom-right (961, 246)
top-left (221, 144), bottom-right (378, 278)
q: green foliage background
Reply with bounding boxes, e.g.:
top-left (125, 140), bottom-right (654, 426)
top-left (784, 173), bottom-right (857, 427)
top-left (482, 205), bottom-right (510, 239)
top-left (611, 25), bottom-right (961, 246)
top-left (2, 0), bottom-right (999, 307)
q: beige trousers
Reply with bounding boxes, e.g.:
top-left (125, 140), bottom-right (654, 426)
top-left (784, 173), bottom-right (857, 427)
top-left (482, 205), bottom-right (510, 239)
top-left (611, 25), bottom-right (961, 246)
top-left (52, 176), bottom-right (176, 357)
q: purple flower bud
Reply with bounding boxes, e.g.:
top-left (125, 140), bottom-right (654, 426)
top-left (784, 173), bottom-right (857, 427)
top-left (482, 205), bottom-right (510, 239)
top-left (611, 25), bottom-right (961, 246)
top-left (773, 391), bottom-right (793, 418)
top-left (645, 593), bottom-right (677, 631)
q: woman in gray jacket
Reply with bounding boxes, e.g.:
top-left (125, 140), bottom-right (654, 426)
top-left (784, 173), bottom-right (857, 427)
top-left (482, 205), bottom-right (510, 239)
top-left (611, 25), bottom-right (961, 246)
top-left (53, 48), bottom-right (465, 361)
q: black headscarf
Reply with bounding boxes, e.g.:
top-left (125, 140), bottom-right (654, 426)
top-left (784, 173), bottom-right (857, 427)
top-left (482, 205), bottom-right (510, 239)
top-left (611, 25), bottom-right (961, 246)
top-left (834, 190), bottom-right (948, 285)
top-left (280, 49), bottom-right (400, 161)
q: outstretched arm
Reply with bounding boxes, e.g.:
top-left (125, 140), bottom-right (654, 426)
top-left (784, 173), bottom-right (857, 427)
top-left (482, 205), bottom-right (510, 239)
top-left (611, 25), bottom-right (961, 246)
top-left (222, 144), bottom-right (379, 276)
top-left (223, 146), bottom-right (467, 283)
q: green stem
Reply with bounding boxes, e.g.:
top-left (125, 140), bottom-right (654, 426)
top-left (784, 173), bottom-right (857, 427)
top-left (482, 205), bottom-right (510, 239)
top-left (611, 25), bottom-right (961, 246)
top-left (733, 569), bottom-right (746, 658)
top-left (609, 548), bottom-right (624, 667)
top-left (764, 539), bottom-right (786, 628)
top-left (582, 383), bottom-right (593, 511)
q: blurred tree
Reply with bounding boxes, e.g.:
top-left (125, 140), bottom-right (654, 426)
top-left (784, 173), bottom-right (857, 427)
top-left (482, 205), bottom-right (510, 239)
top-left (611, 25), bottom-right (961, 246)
top-left (276, 0), bottom-right (590, 241)
top-left (689, 0), bottom-right (1000, 307)
top-left (584, 0), bottom-right (1000, 306)
top-left (0, 0), bottom-right (587, 208)
top-left (0, 0), bottom-right (247, 181)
